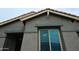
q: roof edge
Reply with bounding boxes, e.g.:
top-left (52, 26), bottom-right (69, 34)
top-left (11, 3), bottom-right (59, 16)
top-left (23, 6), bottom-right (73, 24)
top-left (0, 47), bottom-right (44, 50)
top-left (0, 8), bottom-right (79, 26)
top-left (21, 8), bottom-right (79, 21)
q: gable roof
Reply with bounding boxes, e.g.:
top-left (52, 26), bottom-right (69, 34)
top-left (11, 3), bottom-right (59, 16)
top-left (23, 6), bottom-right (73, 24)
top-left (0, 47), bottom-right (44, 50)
top-left (0, 11), bottom-right (36, 26)
top-left (0, 8), bottom-right (79, 26)
top-left (21, 8), bottom-right (79, 21)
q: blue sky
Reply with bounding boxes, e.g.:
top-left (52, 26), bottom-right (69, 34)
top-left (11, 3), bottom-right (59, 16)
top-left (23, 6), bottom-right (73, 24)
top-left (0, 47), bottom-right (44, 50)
top-left (0, 8), bottom-right (79, 22)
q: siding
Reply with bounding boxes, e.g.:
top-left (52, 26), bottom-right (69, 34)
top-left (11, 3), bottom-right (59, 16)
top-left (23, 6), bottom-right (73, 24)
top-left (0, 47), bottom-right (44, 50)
top-left (0, 20), bottom-right (24, 50)
top-left (21, 33), bottom-right (38, 51)
top-left (62, 32), bottom-right (79, 50)
top-left (21, 13), bottom-right (79, 51)
top-left (0, 20), bottom-right (24, 33)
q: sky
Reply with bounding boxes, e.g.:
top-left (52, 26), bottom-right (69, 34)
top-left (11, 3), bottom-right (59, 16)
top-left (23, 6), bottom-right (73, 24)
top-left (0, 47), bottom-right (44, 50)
top-left (0, 8), bottom-right (79, 22)
top-left (0, 0), bottom-right (79, 58)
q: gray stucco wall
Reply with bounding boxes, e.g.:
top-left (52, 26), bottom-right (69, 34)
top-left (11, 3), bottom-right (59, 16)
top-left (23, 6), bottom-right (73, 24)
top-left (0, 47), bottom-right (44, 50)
top-left (0, 20), bottom-right (24, 33)
top-left (0, 33), bottom-right (6, 51)
top-left (24, 14), bottom-right (79, 32)
top-left (0, 20), bottom-right (24, 50)
top-left (62, 32), bottom-right (79, 51)
top-left (21, 13), bottom-right (79, 51)
top-left (0, 13), bottom-right (79, 51)
top-left (21, 33), bottom-right (38, 51)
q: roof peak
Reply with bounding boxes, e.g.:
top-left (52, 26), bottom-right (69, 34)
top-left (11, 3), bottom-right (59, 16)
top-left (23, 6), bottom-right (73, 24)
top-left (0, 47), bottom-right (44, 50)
top-left (0, 8), bottom-right (79, 26)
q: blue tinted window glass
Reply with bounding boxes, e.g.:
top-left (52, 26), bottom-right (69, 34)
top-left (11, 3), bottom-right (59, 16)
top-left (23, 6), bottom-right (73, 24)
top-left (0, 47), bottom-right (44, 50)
top-left (40, 30), bottom-right (50, 51)
top-left (49, 30), bottom-right (61, 51)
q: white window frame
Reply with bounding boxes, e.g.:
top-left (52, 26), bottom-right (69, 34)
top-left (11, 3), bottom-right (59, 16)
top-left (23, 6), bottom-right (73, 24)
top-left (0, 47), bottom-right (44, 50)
top-left (38, 29), bottom-right (63, 51)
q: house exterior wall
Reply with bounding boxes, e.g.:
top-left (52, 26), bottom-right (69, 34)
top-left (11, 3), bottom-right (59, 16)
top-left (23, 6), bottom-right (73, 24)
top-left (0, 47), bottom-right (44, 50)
top-left (21, 33), bottom-right (38, 51)
top-left (62, 32), bottom-right (79, 51)
top-left (0, 20), bottom-right (24, 33)
top-left (21, 14), bottom-right (79, 51)
top-left (0, 13), bottom-right (79, 51)
top-left (0, 32), bottom-right (6, 50)
top-left (0, 20), bottom-right (24, 51)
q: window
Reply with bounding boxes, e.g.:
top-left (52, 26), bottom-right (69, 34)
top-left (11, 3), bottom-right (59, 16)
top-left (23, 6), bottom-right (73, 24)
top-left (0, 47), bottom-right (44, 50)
top-left (77, 32), bottom-right (79, 37)
top-left (40, 30), bottom-right (50, 51)
top-left (39, 29), bottom-right (62, 51)
top-left (3, 33), bottom-right (23, 51)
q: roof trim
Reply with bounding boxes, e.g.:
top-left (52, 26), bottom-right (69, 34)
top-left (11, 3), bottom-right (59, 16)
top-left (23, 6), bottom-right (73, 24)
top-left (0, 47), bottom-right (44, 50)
top-left (0, 19), bottom-right (19, 26)
top-left (50, 10), bottom-right (79, 21)
top-left (21, 8), bottom-right (79, 21)
top-left (0, 8), bottom-right (79, 26)
top-left (0, 11), bottom-right (36, 26)
top-left (21, 10), bottom-right (47, 21)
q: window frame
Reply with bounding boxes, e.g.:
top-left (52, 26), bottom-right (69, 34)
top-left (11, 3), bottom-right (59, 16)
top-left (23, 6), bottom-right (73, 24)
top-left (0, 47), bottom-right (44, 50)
top-left (38, 29), bottom-right (63, 51)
